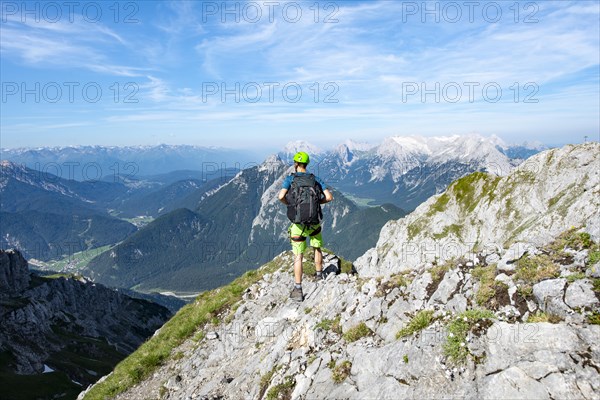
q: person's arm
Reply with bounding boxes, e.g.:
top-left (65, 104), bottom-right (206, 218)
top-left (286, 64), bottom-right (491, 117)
top-left (278, 188), bottom-right (289, 205)
top-left (321, 189), bottom-right (334, 204)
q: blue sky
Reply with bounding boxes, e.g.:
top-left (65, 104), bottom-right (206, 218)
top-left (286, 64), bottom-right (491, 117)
top-left (1, 0), bottom-right (599, 151)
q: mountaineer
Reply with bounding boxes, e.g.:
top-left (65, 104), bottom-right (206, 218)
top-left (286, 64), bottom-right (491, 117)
top-left (278, 151), bottom-right (334, 302)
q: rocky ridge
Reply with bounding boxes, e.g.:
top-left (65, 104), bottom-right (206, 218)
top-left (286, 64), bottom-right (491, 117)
top-left (0, 249), bottom-right (30, 295)
top-left (356, 142), bottom-right (600, 277)
top-left (85, 244), bottom-right (599, 400)
top-left (0, 249), bottom-right (171, 398)
top-left (80, 143), bottom-right (600, 400)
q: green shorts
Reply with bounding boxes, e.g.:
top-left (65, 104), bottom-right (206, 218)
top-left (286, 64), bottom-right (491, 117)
top-left (288, 223), bottom-right (323, 255)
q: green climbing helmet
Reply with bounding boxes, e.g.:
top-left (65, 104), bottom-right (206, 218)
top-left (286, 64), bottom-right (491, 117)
top-left (293, 151), bottom-right (310, 165)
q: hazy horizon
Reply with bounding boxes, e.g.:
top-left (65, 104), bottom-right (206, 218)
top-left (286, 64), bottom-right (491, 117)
top-left (0, 133), bottom-right (591, 153)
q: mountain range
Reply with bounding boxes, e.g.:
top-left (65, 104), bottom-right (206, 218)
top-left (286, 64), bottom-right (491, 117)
top-left (0, 145), bottom-right (260, 181)
top-left (285, 134), bottom-right (546, 210)
top-left (1, 135), bottom-right (546, 295)
top-left (84, 156), bottom-right (405, 293)
top-left (79, 142), bottom-right (600, 400)
top-left (0, 161), bottom-right (136, 261)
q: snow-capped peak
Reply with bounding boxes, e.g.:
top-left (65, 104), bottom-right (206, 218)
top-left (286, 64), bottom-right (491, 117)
top-left (281, 140), bottom-right (323, 156)
top-left (340, 139), bottom-right (376, 152)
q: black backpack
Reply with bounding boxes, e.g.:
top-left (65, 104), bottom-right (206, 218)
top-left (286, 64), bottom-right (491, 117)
top-left (286, 173), bottom-right (324, 225)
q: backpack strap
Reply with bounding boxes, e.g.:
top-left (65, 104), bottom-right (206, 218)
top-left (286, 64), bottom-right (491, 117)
top-left (309, 226), bottom-right (322, 236)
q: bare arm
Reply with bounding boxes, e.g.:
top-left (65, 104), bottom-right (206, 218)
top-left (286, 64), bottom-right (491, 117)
top-left (278, 189), bottom-right (288, 205)
top-left (321, 189), bottom-right (334, 204)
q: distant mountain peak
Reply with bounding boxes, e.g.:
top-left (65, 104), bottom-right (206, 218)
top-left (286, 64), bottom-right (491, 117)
top-left (281, 140), bottom-right (323, 156)
top-left (339, 139), bottom-right (376, 152)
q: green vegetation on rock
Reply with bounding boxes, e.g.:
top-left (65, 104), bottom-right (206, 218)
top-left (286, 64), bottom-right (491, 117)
top-left (432, 224), bottom-right (463, 240)
top-left (471, 265), bottom-right (507, 307)
top-left (375, 273), bottom-right (410, 297)
top-left (259, 365), bottom-right (279, 400)
top-left (514, 254), bottom-right (559, 284)
top-left (443, 309), bottom-right (495, 364)
top-left (266, 376), bottom-right (295, 400)
top-left (315, 315), bottom-right (342, 334)
top-left (527, 311), bottom-right (562, 323)
top-left (343, 322), bottom-right (372, 342)
top-left (396, 310), bottom-right (435, 339)
top-left (332, 360), bottom-right (352, 383)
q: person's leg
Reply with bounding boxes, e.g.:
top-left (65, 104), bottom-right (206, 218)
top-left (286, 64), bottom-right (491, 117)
top-left (289, 224), bottom-right (306, 301)
top-left (294, 252), bottom-right (304, 285)
top-left (314, 247), bottom-right (323, 273)
top-left (309, 225), bottom-right (324, 278)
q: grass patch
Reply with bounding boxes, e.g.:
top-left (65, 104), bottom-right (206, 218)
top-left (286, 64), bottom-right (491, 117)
top-left (402, 354), bottom-right (409, 364)
top-left (443, 309), bottom-right (495, 365)
top-left (566, 272), bottom-right (586, 283)
top-left (375, 273), bottom-right (410, 297)
top-left (428, 193), bottom-right (450, 215)
top-left (266, 376), bottom-right (295, 400)
top-left (588, 250), bottom-right (600, 266)
top-left (315, 315), bottom-right (342, 334)
top-left (82, 257), bottom-right (285, 400)
top-left (259, 365), bottom-right (279, 400)
top-left (550, 228), bottom-right (594, 252)
top-left (548, 190), bottom-right (567, 208)
top-left (340, 258), bottom-right (355, 275)
top-left (527, 311), bottom-right (562, 324)
top-left (343, 322), bottom-right (372, 342)
top-left (472, 265), bottom-right (497, 306)
top-left (430, 262), bottom-right (452, 282)
top-left (432, 224), bottom-right (463, 240)
top-left (304, 307), bottom-right (313, 314)
top-left (517, 285), bottom-right (533, 298)
top-left (332, 360), bottom-right (352, 384)
top-left (192, 331), bottom-right (205, 342)
top-left (588, 311), bottom-right (600, 325)
top-left (514, 254), bottom-right (559, 284)
top-left (396, 310), bottom-right (435, 339)
top-left (591, 278), bottom-right (600, 293)
top-left (407, 218), bottom-right (428, 241)
top-left (566, 231), bottom-right (593, 250)
top-left (159, 385), bottom-right (168, 398)
top-left (449, 172), bottom-right (500, 213)
top-left (475, 284), bottom-right (496, 307)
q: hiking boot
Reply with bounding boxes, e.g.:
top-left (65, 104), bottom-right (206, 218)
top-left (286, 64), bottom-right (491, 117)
top-left (290, 286), bottom-right (304, 302)
top-left (313, 272), bottom-right (325, 281)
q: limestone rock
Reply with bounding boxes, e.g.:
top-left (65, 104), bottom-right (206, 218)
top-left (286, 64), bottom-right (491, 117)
top-left (565, 280), bottom-right (598, 309)
top-left (0, 249), bottom-right (30, 296)
top-left (533, 279), bottom-right (569, 316)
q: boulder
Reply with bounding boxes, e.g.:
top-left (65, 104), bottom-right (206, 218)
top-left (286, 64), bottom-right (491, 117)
top-left (564, 280), bottom-right (598, 309)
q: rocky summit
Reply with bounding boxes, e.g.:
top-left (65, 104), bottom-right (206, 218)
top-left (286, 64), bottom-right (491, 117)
top-left (80, 143), bottom-right (599, 400)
